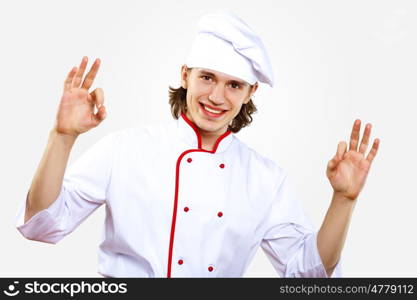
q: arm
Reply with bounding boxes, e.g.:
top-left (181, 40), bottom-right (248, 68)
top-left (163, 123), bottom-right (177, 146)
top-left (25, 130), bottom-right (77, 222)
top-left (317, 193), bottom-right (355, 276)
top-left (25, 57), bottom-right (106, 222)
top-left (317, 120), bottom-right (380, 276)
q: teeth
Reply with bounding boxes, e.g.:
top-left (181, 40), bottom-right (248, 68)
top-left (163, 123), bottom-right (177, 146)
top-left (203, 105), bottom-right (223, 114)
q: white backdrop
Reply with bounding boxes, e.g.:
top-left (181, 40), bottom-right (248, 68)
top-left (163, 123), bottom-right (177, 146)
top-left (0, 0), bottom-right (416, 277)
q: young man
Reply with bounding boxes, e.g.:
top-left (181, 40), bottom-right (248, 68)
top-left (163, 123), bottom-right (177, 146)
top-left (16, 11), bottom-right (379, 277)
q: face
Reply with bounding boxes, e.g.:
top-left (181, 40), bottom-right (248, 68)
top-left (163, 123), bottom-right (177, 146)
top-left (181, 65), bottom-right (258, 137)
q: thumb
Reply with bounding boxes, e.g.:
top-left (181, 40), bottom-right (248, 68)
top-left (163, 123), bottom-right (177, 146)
top-left (327, 141), bottom-right (347, 171)
top-left (90, 88), bottom-right (104, 109)
top-left (92, 105), bottom-right (107, 127)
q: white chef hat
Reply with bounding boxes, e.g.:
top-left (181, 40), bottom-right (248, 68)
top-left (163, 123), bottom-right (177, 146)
top-left (185, 11), bottom-right (274, 87)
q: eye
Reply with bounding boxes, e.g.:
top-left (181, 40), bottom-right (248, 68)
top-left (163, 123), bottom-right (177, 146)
top-left (201, 75), bottom-right (212, 81)
top-left (230, 82), bottom-right (241, 89)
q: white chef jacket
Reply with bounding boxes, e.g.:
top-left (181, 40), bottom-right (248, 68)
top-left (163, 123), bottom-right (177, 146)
top-left (16, 113), bottom-right (342, 277)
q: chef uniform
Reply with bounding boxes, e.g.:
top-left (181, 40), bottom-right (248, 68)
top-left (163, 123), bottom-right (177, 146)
top-left (16, 11), bottom-right (342, 278)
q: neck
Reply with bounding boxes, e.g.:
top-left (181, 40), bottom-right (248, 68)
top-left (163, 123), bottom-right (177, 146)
top-left (199, 130), bottom-right (225, 151)
top-left (183, 112), bottom-right (230, 152)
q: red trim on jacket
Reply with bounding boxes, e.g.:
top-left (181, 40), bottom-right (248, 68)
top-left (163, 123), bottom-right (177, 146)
top-left (181, 113), bottom-right (202, 149)
top-left (167, 114), bottom-right (232, 277)
top-left (180, 113), bottom-right (231, 153)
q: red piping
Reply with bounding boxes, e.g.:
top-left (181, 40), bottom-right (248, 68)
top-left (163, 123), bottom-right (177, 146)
top-left (167, 114), bottom-right (231, 277)
top-left (181, 113), bottom-right (202, 149)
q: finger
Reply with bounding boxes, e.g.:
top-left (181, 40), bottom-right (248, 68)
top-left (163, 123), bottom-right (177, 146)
top-left (359, 123), bottom-right (372, 154)
top-left (72, 56), bottom-right (89, 88)
top-left (90, 88), bottom-right (104, 109)
top-left (327, 157), bottom-right (337, 171)
top-left (349, 119), bottom-right (361, 152)
top-left (93, 105), bottom-right (107, 126)
top-left (64, 66), bottom-right (78, 92)
top-left (366, 139), bottom-right (380, 164)
top-left (98, 105), bottom-right (107, 120)
top-left (337, 141), bottom-right (347, 160)
top-left (81, 58), bottom-right (101, 90)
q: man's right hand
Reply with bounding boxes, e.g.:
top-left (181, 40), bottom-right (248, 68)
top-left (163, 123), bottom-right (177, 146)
top-left (55, 56), bottom-right (106, 137)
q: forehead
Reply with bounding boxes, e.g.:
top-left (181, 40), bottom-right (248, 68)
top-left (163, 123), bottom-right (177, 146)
top-left (193, 68), bottom-right (249, 85)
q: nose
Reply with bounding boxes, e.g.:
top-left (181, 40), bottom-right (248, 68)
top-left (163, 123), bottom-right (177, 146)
top-left (208, 84), bottom-right (225, 105)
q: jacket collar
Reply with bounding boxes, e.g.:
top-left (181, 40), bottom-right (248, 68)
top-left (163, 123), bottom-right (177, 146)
top-left (178, 113), bottom-right (234, 153)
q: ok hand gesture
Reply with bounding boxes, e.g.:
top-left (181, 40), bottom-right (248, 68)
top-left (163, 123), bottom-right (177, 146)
top-left (55, 56), bottom-right (106, 136)
top-left (326, 120), bottom-right (380, 201)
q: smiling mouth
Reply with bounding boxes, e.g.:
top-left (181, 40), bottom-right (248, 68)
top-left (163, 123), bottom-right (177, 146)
top-left (199, 102), bottom-right (227, 117)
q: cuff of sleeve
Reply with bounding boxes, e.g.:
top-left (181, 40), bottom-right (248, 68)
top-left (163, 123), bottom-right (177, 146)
top-left (285, 232), bottom-right (342, 277)
top-left (15, 187), bottom-right (68, 243)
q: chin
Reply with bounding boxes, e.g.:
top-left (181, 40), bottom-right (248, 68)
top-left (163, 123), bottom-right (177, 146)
top-left (196, 119), bottom-right (227, 133)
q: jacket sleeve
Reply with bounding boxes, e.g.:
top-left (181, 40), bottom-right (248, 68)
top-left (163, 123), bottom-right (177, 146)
top-left (15, 131), bottom-right (121, 244)
top-left (260, 172), bottom-right (342, 277)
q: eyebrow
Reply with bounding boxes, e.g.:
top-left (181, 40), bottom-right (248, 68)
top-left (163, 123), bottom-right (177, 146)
top-left (198, 70), bottom-right (248, 86)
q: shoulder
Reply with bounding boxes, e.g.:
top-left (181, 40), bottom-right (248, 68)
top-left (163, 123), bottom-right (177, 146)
top-left (232, 136), bottom-right (287, 184)
top-left (103, 119), bottom-right (177, 145)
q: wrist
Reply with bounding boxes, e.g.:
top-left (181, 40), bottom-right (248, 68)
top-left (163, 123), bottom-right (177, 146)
top-left (331, 192), bottom-right (357, 208)
top-left (49, 126), bottom-right (78, 145)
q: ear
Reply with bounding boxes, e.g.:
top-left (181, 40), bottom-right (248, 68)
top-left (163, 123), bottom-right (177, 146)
top-left (181, 65), bottom-right (189, 89)
top-left (244, 82), bottom-right (258, 104)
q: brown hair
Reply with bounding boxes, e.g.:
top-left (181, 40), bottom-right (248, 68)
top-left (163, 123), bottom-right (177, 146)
top-left (168, 86), bottom-right (257, 133)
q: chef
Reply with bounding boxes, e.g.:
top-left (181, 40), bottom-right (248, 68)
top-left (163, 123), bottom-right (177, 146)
top-left (16, 11), bottom-right (379, 277)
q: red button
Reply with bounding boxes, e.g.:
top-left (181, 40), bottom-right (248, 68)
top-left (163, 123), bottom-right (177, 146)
top-left (184, 207), bottom-right (189, 212)
top-left (178, 259), bottom-right (183, 265)
top-left (219, 163), bottom-right (225, 168)
top-left (208, 266), bottom-right (214, 272)
top-left (217, 212), bottom-right (223, 217)
top-left (187, 158), bottom-right (192, 163)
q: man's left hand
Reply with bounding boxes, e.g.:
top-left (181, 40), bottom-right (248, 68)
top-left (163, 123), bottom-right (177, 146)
top-left (326, 119), bottom-right (380, 201)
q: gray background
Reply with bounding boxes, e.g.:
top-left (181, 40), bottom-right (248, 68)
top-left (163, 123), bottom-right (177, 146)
top-left (0, 0), bottom-right (416, 277)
